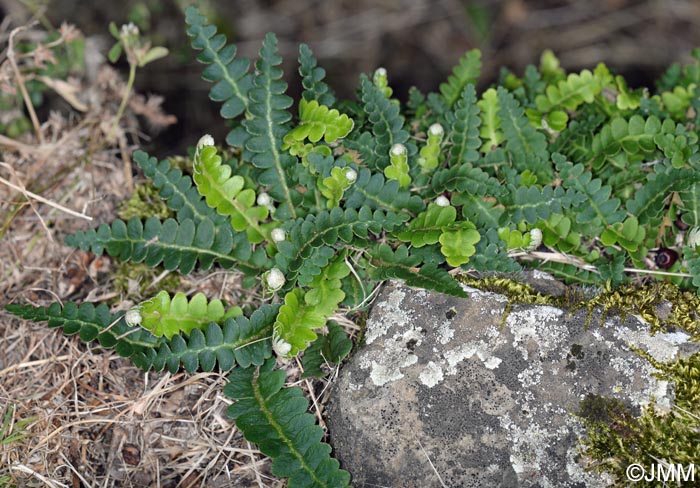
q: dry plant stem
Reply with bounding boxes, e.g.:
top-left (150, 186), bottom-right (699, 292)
top-left (108, 63), bottom-right (137, 142)
top-left (0, 355), bottom-right (71, 376)
top-left (0, 170), bottom-right (93, 221)
top-left (7, 25), bottom-right (45, 145)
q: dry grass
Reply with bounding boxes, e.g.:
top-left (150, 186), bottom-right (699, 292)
top-left (0, 17), bottom-right (298, 488)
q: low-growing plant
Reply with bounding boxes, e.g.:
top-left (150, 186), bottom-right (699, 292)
top-left (7, 5), bottom-right (700, 486)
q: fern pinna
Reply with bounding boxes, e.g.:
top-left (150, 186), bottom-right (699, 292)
top-left (9, 5), bottom-right (700, 486)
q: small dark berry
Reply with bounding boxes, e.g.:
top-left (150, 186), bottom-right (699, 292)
top-left (655, 248), bottom-right (679, 269)
top-left (675, 217), bottom-right (690, 231)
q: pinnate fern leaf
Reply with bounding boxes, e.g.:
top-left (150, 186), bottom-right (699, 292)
top-left (440, 49), bottom-right (482, 107)
top-left (477, 88), bottom-right (504, 152)
top-left (535, 69), bottom-right (601, 112)
top-left (193, 136), bottom-right (270, 243)
top-left (243, 33), bottom-right (298, 219)
top-left (225, 359), bottom-right (351, 487)
top-left (284, 99), bottom-right (354, 144)
top-left (359, 75), bottom-right (410, 170)
top-left (343, 168), bottom-right (424, 215)
top-left (185, 6), bottom-right (252, 126)
top-left (135, 290), bottom-right (241, 339)
top-left (134, 150), bottom-right (225, 225)
top-left (497, 87), bottom-right (550, 179)
top-left (368, 244), bottom-right (467, 297)
top-left (446, 84), bottom-right (481, 164)
top-left (273, 289), bottom-right (327, 357)
top-left (5, 302), bottom-right (161, 369)
top-left (301, 321), bottom-right (352, 379)
top-left (65, 217), bottom-right (264, 275)
top-left (298, 43), bottom-right (335, 106)
top-left (146, 305), bottom-right (277, 373)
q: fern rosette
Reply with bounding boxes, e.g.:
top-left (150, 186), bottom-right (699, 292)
top-left (8, 6), bottom-right (700, 486)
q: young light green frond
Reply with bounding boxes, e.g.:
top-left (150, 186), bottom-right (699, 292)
top-left (185, 6), bottom-right (252, 143)
top-left (284, 99), bottom-right (354, 145)
top-left (225, 359), bottom-right (351, 487)
top-left (535, 69), bottom-right (602, 113)
top-left (439, 222), bottom-right (481, 267)
top-left (440, 49), bottom-right (482, 107)
top-left (148, 305), bottom-right (277, 373)
top-left (242, 33), bottom-right (298, 219)
top-left (193, 136), bottom-right (270, 243)
top-left (273, 289), bottom-right (326, 357)
top-left (304, 256), bottom-right (350, 317)
top-left (477, 88), bottom-right (504, 152)
top-left (135, 290), bottom-right (241, 339)
top-left (298, 43), bottom-right (335, 106)
top-left (397, 204), bottom-right (457, 247)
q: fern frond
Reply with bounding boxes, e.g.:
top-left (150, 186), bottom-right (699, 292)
top-left (193, 137), bottom-right (270, 243)
top-left (440, 49), bottom-right (482, 107)
top-left (284, 99), bottom-right (354, 145)
top-left (502, 185), bottom-right (567, 225)
top-left (185, 6), bottom-right (252, 144)
top-left (65, 217), bottom-right (265, 275)
top-left (243, 33), bottom-right (299, 219)
top-left (146, 305), bottom-right (277, 373)
top-left (5, 302), bottom-right (161, 369)
top-left (368, 244), bottom-right (467, 297)
top-left (679, 183), bottom-right (700, 228)
top-left (497, 87), bottom-right (551, 179)
top-left (556, 161), bottom-right (625, 232)
top-left (274, 206), bottom-right (406, 289)
top-left (535, 69), bottom-right (601, 112)
top-left (397, 204), bottom-right (457, 247)
top-left (225, 359), bottom-right (351, 487)
top-left (301, 321), bottom-right (352, 378)
top-left (298, 43), bottom-right (335, 106)
top-left (590, 115), bottom-right (662, 170)
top-left (304, 256), bottom-right (350, 318)
top-left (626, 164), bottom-right (700, 224)
top-left (273, 289), bottom-right (326, 357)
top-left (359, 75), bottom-right (410, 170)
top-left (134, 151), bottom-right (225, 225)
top-left (477, 88), bottom-right (503, 152)
top-left (344, 168), bottom-right (423, 215)
top-left (135, 290), bottom-right (241, 339)
top-left (446, 84), bottom-right (481, 165)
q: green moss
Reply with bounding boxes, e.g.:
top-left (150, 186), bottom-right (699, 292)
top-left (110, 261), bottom-right (181, 302)
top-left (117, 182), bottom-right (173, 221)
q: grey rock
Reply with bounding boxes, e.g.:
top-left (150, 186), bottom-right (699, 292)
top-left (326, 279), bottom-right (699, 488)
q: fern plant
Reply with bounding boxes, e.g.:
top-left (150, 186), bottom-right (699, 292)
top-left (8, 5), bottom-right (700, 486)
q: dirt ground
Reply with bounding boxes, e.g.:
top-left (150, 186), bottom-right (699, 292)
top-left (2, 0), bottom-right (700, 486)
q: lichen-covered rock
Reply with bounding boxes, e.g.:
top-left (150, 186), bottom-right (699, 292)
top-left (326, 279), bottom-right (699, 488)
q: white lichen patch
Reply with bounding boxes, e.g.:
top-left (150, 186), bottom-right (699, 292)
top-left (484, 356), bottom-right (502, 369)
top-left (531, 270), bottom-right (555, 281)
top-left (507, 306), bottom-right (566, 359)
top-left (419, 361), bottom-right (444, 388)
top-left (614, 322), bottom-right (681, 363)
top-left (369, 361), bottom-right (405, 386)
top-left (365, 288), bottom-right (409, 344)
top-left (437, 320), bottom-right (454, 345)
top-left (460, 284), bottom-right (509, 303)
